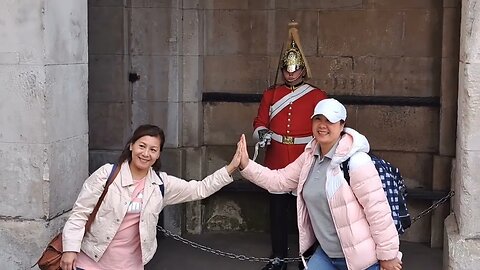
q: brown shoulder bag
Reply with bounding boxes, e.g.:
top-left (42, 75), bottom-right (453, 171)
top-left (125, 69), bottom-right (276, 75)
top-left (35, 164), bottom-right (121, 270)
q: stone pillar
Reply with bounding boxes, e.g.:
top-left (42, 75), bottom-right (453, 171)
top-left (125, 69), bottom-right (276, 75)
top-left (182, 1), bottom-right (206, 234)
top-left (445, 0), bottom-right (480, 268)
top-left (0, 0), bottom-right (88, 268)
top-left (431, 0), bottom-right (460, 248)
top-left (127, 0), bottom-right (206, 235)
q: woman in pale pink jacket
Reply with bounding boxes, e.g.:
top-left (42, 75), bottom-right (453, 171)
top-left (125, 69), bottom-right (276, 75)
top-left (238, 99), bottom-right (402, 270)
top-left (60, 124), bottom-right (243, 270)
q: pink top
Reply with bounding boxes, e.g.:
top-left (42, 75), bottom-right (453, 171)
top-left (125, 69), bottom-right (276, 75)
top-left (76, 178), bottom-right (146, 270)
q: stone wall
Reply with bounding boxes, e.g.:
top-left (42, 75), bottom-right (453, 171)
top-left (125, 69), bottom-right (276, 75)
top-left (202, 0), bottom-right (459, 245)
top-left (0, 0), bottom-right (88, 268)
top-left (87, 0), bottom-right (460, 245)
top-left (445, 0), bottom-right (480, 268)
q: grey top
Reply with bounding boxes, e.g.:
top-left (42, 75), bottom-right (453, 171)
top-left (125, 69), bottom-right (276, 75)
top-left (303, 140), bottom-right (343, 258)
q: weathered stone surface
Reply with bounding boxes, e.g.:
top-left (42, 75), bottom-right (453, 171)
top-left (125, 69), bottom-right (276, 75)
top-left (442, 7), bottom-right (461, 58)
top-left (186, 200), bottom-right (203, 234)
top-left (129, 0), bottom-right (179, 8)
top-left (132, 101), bottom-right (181, 148)
top-left (202, 0), bottom-right (272, 10)
top-left (318, 10), bottom-right (404, 56)
top-left (204, 56), bottom-right (269, 92)
top-left (0, 143), bottom-right (46, 218)
top-left (444, 0), bottom-right (461, 8)
top-left (205, 10), bottom-right (268, 55)
top-left (276, 0), bottom-right (362, 9)
top-left (0, 64), bottom-right (88, 221)
top-left (89, 55), bottom-right (129, 103)
top-left (205, 198), bottom-right (246, 231)
top-left (439, 58), bottom-right (459, 156)
top-left (308, 56), bottom-right (375, 96)
top-left (88, 0), bottom-right (124, 7)
top-left (130, 7), bottom-right (177, 56)
top-left (318, 9), bottom-right (441, 57)
top-left (88, 102), bottom-right (131, 149)
top-left (204, 103), bottom-right (258, 145)
top-left (457, 62), bottom-right (480, 151)
top-left (45, 64), bottom-right (88, 142)
top-left (372, 151), bottom-right (433, 189)
top-left (203, 192), bottom-right (270, 232)
top-left (271, 10), bottom-right (319, 56)
top-left (373, 57), bottom-right (441, 97)
top-left (131, 55), bottom-right (174, 102)
top-left (454, 149), bottom-right (480, 237)
top-left (354, 105), bottom-right (439, 152)
top-left (444, 214), bottom-right (480, 269)
top-left (402, 9), bottom-right (443, 57)
top-left (182, 0), bottom-right (201, 9)
top-left (364, 0), bottom-right (439, 9)
top-left (460, 1), bottom-right (480, 63)
top-left (44, 0), bottom-right (88, 64)
top-left (0, 213), bottom-right (69, 270)
top-left (205, 146), bottom-right (240, 176)
top-left (183, 147), bottom-right (205, 234)
top-left (89, 150), bottom-right (122, 173)
top-left (48, 135), bottom-right (89, 217)
top-left (430, 155), bottom-right (453, 247)
top-left (183, 10), bottom-right (203, 56)
top-left (0, 0), bottom-right (44, 64)
top-left (0, 65), bottom-right (46, 143)
top-left (183, 102), bottom-right (203, 147)
top-left (160, 148), bottom-right (185, 235)
top-left (88, 6), bottom-right (125, 55)
top-left (182, 56), bottom-right (203, 102)
top-left (399, 199), bottom-right (432, 243)
top-left (161, 148), bottom-right (185, 178)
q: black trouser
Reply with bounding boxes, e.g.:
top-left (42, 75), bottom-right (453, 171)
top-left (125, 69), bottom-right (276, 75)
top-left (269, 193), bottom-right (295, 258)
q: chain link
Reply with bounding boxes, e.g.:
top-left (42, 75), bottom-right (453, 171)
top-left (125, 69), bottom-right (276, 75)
top-left (157, 225), bottom-right (303, 263)
top-left (411, 190), bottom-right (455, 224)
top-left (158, 190), bottom-right (454, 263)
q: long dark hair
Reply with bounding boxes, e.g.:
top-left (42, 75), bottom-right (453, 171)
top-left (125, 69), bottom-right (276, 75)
top-left (118, 124), bottom-right (165, 171)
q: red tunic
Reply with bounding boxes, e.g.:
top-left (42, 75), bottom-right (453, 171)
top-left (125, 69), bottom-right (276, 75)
top-left (253, 84), bottom-right (327, 169)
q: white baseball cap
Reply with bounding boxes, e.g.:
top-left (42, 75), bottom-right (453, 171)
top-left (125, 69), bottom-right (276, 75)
top-left (311, 98), bottom-right (347, 123)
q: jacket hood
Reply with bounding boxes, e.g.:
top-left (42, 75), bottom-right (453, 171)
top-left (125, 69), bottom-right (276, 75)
top-left (305, 127), bottom-right (370, 165)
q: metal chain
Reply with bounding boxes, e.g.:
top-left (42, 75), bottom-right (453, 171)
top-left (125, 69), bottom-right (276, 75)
top-left (158, 191), bottom-right (455, 263)
top-left (411, 190), bottom-right (455, 224)
top-left (157, 225), bottom-right (302, 263)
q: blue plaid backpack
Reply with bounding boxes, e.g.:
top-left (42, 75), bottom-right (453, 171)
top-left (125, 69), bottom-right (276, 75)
top-left (340, 153), bottom-right (411, 235)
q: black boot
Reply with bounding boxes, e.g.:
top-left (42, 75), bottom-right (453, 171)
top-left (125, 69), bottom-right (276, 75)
top-left (261, 258), bottom-right (287, 270)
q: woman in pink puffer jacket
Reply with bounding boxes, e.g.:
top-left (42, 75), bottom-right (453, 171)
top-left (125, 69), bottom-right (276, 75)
top-left (238, 99), bottom-right (402, 270)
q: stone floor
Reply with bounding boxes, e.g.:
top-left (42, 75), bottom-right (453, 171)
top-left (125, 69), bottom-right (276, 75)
top-left (145, 231), bottom-right (443, 270)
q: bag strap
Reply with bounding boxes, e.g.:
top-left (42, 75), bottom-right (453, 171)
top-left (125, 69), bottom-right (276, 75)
top-left (340, 158), bottom-right (351, 184)
top-left (156, 171), bottom-right (165, 197)
top-left (85, 164), bottom-right (121, 232)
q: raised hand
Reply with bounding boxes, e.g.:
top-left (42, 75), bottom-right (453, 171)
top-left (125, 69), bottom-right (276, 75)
top-left (226, 134), bottom-right (244, 174)
top-left (239, 134), bottom-right (250, 170)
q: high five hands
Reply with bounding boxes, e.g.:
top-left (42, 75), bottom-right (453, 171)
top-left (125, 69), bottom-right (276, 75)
top-left (226, 134), bottom-right (250, 175)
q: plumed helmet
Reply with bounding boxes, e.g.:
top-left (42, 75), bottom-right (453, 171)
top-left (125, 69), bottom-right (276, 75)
top-left (282, 40), bottom-right (304, 73)
top-left (280, 20), bottom-right (311, 79)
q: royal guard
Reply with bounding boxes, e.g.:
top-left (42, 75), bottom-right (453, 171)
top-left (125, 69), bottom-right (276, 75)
top-left (252, 21), bottom-right (328, 270)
